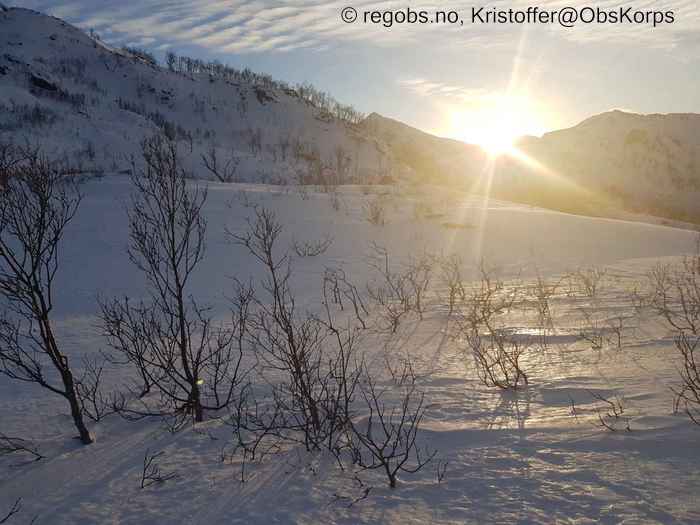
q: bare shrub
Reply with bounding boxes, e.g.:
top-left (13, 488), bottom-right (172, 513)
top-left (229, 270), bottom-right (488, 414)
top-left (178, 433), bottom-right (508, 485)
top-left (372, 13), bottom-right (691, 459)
top-left (100, 320), bottom-right (154, 399)
top-left (0, 142), bottom-right (31, 173)
top-left (569, 268), bottom-right (607, 297)
top-left (329, 476), bottom-right (372, 508)
top-left (671, 332), bottom-right (700, 424)
top-left (365, 247), bottom-right (400, 331)
top-left (646, 247), bottom-right (700, 335)
top-left (292, 235), bottom-right (333, 257)
top-left (642, 240), bottom-right (700, 425)
top-left (229, 207), bottom-right (362, 451)
top-left (201, 145), bottom-right (240, 183)
top-left (405, 254), bottom-right (433, 319)
top-left (230, 208), bottom-right (326, 447)
top-left (0, 435), bottom-right (43, 463)
top-left (462, 264), bottom-right (518, 326)
top-left (0, 149), bottom-right (92, 444)
top-left (348, 374), bottom-right (435, 488)
top-left (366, 244), bottom-right (433, 332)
top-left (383, 354), bottom-right (417, 387)
top-left (75, 355), bottom-right (116, 423)
top-left (323, 267), bottom-right (369, 329)
top-left (100, 135), bottom-right (246, 423)
top-left (467, 330), bottom-right (530, 390)
top-left (577, 307), bottom-right (627, 352)
top-left (606, 316), bottom-right (626, 351)
top-left (222, 382), bottom-right (282, 482)
top-left (528, 272), bottom-right (559, 349)
top-left (576, 306), bottom-right (604, 350)
top-left (435, 459), bottom-right (448, 484)
top-left (457, 266), bottom-right (529, 389)
top-left (590, 391), bottom-right (630, 432)
top-left (140, 450), bottom-right (178, 488)
top-left (436, 254), bottom-right (466, 317)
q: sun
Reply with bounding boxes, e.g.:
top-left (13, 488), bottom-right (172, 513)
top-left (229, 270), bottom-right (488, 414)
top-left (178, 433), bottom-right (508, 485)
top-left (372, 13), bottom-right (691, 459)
top-left (444, 93), bottom-right (546, 157)
top-left (474, 123), bottom-right (520, 155)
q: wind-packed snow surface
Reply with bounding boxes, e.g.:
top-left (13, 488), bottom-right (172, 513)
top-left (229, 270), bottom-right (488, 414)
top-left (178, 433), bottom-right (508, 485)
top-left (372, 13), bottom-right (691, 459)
top-left (1, 176), bottom-right (700, 524)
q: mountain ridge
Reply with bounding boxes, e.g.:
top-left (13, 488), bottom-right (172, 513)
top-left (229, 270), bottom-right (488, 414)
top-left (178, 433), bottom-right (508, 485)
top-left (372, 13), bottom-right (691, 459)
top-left (0, 6), bottom-right (390, 184)
top-left (1, 6), bottom-right (699, 223)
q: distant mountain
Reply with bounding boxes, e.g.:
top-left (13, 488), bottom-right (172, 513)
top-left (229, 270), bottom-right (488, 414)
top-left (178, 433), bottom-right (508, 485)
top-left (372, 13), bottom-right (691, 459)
top-left (360, 113), bottom-right (487, 186)
top-left (2, 7), bottom-right (698, 223)
top-left (505, 111), bottom-right (700, 222)
top-left (363, 110), bottom-right (700, 223)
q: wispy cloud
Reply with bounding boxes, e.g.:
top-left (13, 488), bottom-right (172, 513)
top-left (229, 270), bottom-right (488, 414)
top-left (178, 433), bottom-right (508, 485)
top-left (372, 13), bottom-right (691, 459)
top-left (399, 78), bottom-right (501, 106)
top-left (17, 0), bottom-right (700, 55)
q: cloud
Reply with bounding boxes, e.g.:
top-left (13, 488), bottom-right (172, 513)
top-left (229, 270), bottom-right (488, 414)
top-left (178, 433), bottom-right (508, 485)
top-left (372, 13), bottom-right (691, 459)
top-left (399, 78), bottom-right (499, 106)
top-left (14, 0), bottom-right (700, 56)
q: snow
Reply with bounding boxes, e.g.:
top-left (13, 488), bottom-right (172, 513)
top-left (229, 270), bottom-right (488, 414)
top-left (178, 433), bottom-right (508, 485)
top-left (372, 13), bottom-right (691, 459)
top-left (2, 6), bottom-right (700, 525)
top-left (0, 7), bottom-right (389, 185)
top-left (1, 176), bottom-right (700, 524)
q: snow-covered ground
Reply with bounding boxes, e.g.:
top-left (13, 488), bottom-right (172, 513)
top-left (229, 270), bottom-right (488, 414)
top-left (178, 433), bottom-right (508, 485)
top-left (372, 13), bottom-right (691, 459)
top-left (1, 176), bottom-right (700, 524)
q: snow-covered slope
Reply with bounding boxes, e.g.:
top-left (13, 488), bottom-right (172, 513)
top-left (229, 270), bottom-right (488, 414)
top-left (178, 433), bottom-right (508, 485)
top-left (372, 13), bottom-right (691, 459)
top-left (360, 112), bottom-right (488, 186)
top-left (516, 111), bottom-right (700, 221)
top-left (1, 178), bottom-right (700, 524)
top-left (0, 7), bottom-right (389, 183)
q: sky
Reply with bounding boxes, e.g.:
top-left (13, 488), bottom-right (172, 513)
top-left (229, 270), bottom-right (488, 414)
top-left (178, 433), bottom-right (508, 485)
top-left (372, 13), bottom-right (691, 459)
top-left (12, 0), bottom-right (700, 145)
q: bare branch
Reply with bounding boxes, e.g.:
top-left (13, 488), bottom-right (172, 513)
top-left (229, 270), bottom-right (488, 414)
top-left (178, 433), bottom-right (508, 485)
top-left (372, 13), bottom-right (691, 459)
top-left (140, 450), bottom-right (178, 488)
top-left (0, 145), bottom-right (91, 444)
top-left (0, 499), bottom-right (21, 524)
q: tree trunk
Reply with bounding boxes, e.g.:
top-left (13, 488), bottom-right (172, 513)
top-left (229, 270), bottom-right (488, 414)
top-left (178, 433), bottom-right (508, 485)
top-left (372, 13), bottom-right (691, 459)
top-left (191, 383), bottom-right (203, 422)
top-left (62, 369), bottom-right (93, 444)
top-left (44, 318), bottom-right (93, 445)
top-left (388, 469), bottom-right (397, 489)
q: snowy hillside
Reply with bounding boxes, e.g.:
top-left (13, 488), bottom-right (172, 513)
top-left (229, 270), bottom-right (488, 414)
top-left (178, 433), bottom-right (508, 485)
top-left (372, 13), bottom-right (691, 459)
top-left (515, 111), bottom-right (700, 222)
top-left (0, 7), bottom-right (389, 184)
top-left (361, 113), bottom-right (488, 186)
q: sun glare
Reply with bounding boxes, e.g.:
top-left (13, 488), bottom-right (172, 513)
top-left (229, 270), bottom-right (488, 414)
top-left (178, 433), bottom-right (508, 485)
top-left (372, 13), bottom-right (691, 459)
top-left (445, 94), bottom-right (545, 157)
top-left (474, 123), bottom-right (520, 155)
